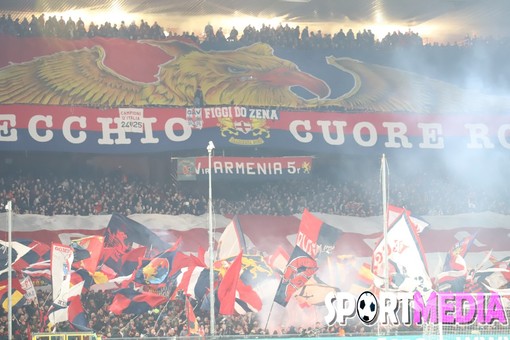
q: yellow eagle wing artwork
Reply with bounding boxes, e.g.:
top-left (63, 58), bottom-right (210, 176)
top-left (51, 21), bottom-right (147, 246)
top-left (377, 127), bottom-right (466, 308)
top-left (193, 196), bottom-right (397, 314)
top-left (323, 57), bottom-right (510, 114)
top-left (0, 40), bottom-right (330, 108)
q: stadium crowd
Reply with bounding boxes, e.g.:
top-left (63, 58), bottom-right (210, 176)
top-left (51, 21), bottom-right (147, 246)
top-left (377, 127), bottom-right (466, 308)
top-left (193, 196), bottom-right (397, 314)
top-left (0, 154), bottom-right (508, 218)
top-left (0, 12), bottom-right (503, 51)
top-left (1, 288), bottom-right (394, 339)
top-left (1, 11), bottom-right (510, 340)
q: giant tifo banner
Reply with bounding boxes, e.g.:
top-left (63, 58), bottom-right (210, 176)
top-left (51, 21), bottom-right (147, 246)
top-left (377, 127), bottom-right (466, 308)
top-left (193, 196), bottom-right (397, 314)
top-left (1, 35), bottom-right (510, 154)
top-left (176, 156), bottom-right (312, 180)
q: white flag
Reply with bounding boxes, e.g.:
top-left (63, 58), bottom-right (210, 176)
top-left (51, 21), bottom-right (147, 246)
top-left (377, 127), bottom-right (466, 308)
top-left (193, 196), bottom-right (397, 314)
top-left (372, 212), bottom-right (432, 293)
top-left (51, 243), bottom-right (74, 308)
top-left (215, 216), bottom-right (247, 261)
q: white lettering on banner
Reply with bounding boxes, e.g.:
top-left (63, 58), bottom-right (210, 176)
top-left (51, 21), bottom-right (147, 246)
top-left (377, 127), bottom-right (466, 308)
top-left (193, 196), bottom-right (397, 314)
top-left (97, 117), bottom-right (132, 145)
top-left (0, 114), bottom-right (17, 141)
top-left (317, 120), bottom-right (347, 145)
top-left (141, 117), bottom-right (159, 144)
top-left (195, 160), bottom-right (289, 175)
top-left (352, 121), bottom-right (377, 147)
top-left (248, 108), bottom-right (278, 120)
top-left (288, 119), bottom-right (510, 150)
top-left (2, 112), bottom-right (510, 150)
top-left (465, 124), bottom-right (495, 149)
top-left (296, 231), bottom-right (335, 258)
top-left (28, 115), bottom-right (53, 142)
top-left (202, 106), bottom-right (279, 120)
top-left (204, 107), bottom-right (232, 119)
top-left (234, 107), bottom-right (247, 117)
top-left (165, 118), bottom-right (191, 142)
top-left (418, 123), bottom-right (444, 149)
top-left (383, 122), bottom-right (413, 148)
top-left (289, 120), bottom-right (313, 143)
top-left (498, 124), bottom-right (510, 148)
top-left (63, 116), bottom-right (87, 144)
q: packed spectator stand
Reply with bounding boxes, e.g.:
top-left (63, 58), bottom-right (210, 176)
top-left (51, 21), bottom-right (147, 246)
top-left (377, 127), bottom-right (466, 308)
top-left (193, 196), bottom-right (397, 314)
top-left (0, 12), bottom-right (506, 51)
top-left (1, 12), bottom-right (510, 340)
top-left (1, 152), bottom-right (509, 218)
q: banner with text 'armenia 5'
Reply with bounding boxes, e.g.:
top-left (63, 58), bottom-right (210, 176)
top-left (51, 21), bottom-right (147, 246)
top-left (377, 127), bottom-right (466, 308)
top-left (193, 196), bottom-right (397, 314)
top-left (1, 35), bottom-right (510, 154)
top-left (176, 156), bottom-right (312, 181)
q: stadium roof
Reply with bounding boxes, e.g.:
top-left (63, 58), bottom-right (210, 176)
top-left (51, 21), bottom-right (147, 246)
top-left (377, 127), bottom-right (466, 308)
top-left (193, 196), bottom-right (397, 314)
top-left (2, 0), bottom-right (510, 43)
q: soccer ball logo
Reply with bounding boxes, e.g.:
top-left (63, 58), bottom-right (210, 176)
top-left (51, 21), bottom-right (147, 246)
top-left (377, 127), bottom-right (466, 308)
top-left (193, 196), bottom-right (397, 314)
top-left (357, 291), bottom-right (378, 325)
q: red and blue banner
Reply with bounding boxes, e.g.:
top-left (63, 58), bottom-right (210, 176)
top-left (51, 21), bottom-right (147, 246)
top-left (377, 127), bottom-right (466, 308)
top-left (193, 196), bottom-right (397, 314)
top-left (1, 35), bottom-right (509, 154)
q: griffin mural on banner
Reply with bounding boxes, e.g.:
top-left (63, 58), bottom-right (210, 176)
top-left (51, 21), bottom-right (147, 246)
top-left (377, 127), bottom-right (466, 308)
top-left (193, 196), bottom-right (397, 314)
top-left (1, 35), bottom-right (510, 112)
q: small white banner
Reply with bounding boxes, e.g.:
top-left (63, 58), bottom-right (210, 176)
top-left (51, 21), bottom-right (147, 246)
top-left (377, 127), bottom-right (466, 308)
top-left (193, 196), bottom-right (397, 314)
top-left (119, 108), bottom-right (144, 133)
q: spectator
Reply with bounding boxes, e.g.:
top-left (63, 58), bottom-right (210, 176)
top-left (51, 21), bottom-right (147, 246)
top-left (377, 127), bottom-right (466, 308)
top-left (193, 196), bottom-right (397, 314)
top-left (194, 85), bottom-right (204, 107)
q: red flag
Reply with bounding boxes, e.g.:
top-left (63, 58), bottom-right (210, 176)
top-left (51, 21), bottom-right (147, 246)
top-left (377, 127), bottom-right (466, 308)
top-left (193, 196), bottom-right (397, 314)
top-left (198, 247), bottom-right (206, 265)
top-left (235, 279), bottom-right (262, 314)
top-left (72, 236), bottom-right (104, 274)
top-left (109, 288), bottom-right (166, 315)
top-left (119, 246), bottom-right (147, 276)
top-left (171, 252), bottom-right (207, 276)
top-left (185, 295), bottom-right (199, 335)
top-left (218, 253), bottom-right (243, 315)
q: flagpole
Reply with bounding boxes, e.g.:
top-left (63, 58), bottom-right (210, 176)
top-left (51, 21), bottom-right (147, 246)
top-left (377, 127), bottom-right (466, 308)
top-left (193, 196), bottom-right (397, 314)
top-left (264, 300), bottom-right (275, 332)
top-left (6, 200), bottom-right (13, 340)
top-left (207, 141), bottom-right (216, 337)
top-left (381, 154), bottom-right (389, 291)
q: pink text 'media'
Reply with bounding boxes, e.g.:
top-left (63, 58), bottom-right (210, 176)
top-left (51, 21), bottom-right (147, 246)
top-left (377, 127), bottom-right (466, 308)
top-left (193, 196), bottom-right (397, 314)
top-left (413, 291), bottom-right (508, 325)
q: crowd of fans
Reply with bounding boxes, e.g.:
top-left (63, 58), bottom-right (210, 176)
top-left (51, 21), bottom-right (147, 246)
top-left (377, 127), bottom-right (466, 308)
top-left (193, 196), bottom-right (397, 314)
top-left (1, 288), bottom-right (406, 339)
top-left (1, 11), bottom-right (509, 339)
top-left (0, 12), bottom-right (504, 51)
top-left (1, 154), bottom-right (509, 217)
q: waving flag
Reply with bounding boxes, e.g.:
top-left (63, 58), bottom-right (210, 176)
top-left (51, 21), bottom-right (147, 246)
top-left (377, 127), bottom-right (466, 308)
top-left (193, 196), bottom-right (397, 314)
top-left (388, 205), bottom-right (429, 233)
top-left (234, 279), bottom-right (262, 314)
top-left (372, 211), bottom-right (432, 293)
top-left (109, 287), bottom-right (167, 315)
top-left (134, 247), bottom-right (177, 285)
top-left (472, 256), bottom-right (510, 295)
top-left (68, 293), bottom-right (91, 332)
top-left (13, 239), bottom-right (50, 270)
top-left (103, 213), bottom-right (169, 273)
top-left (119, 246), bottom-right (147, 276)
top-left (171, 251), bottom-right (207, 276)
top-left (215, 216), bottom-right (247, 261)
top-left (19, 275), bottom-right (38, 305)
top-left (71, 236), bottom-right (104, 274)
top-left (0, 240), bottom-right (32, 275)
top-left (267, 245), bottom-right (290, 275)
top-left (437, 233), bottom-right (477, 292)
top-left (351, 262), bottom-right (374, 294)
top-left (48, 280), bottom-right (85, 328)
top-left (172, 266), bottom-right (210, 301)
top-left (51, 243), bottom-right (74, 308)
top-left (0, 272), bottom-right (26, 312)
top-left (239, 254), bottom-right (273, 287)
top-left (297, 209), bottom-right (342, 261)
top-left (22, 260), bottom-right (51, 282)
top-left (294, 276), bottom-right (339, 308)
top-left (274, 246), bottom-right (318, 306)
top-left (274, 209), bottom-right (341, 307)
top-left (218, 253), bottom-right (243, 315)
top-left (185, 295), bottom-right (200, 335)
